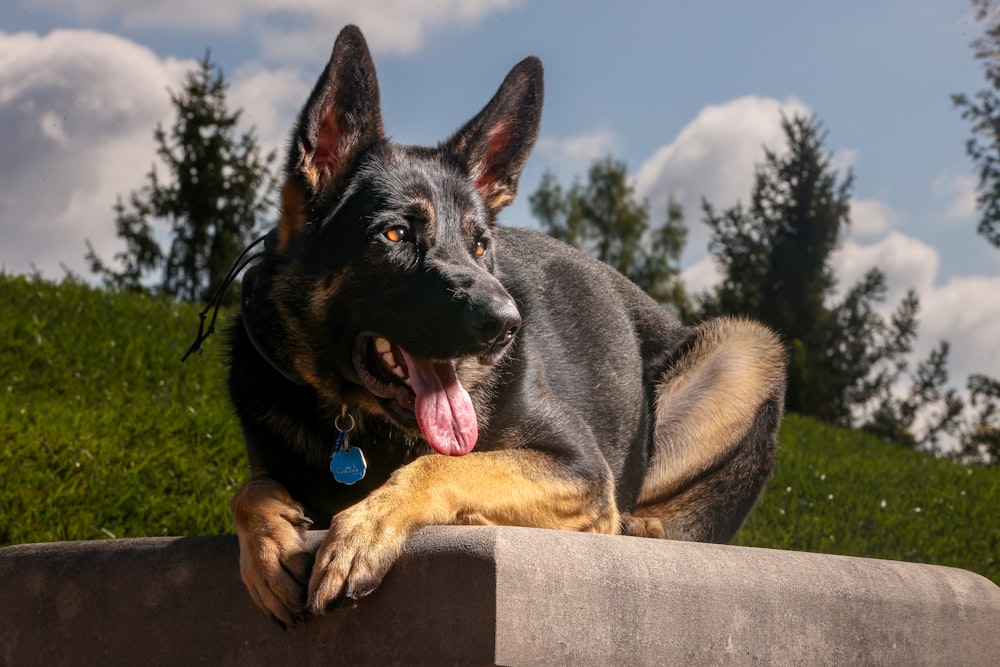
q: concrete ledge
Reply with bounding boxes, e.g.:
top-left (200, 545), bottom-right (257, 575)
top-left (1, 527), bottom-right (998, 666)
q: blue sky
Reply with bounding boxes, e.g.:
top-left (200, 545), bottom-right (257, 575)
top-left (2, 1), bottom-right (998, 394)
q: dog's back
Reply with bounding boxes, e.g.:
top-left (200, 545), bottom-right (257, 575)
top-left (488, 225), bottom-right (690, 504)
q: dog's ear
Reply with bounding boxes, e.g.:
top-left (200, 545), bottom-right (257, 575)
top-left (445, 57), bottom-right (543, 214)
top-left (279, 25), bottom-right (383, 247)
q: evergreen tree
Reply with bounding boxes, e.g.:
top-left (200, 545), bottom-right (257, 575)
top-left (87, 53), bottom-right (277, 302)
top-left (951, 0), bottom-right (1000, 464)
top-left (697, 113), bottom-right (937, 433)
top-left (699, 114), bottom-right (854, 417)
top-left (953, 0), bottom-right (1000, 247)
top-left (958, 374), bottom-right (1000, 465)
top-left (529, 157), bottom-right (689, 314)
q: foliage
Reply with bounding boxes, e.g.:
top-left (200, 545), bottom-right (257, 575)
top-left (0, 273), bottom-right (244, 544)
top-left (953, 0), bottom-right (1000, 247)
top-left (697, 114), bottom-right (930, 429)
top-left (2, 275), bottom-right (998, 587)
top-left (698, 115), bottom-right (852, 339)
top-left (737, 414), bottom-right (998, 585)
top-left (529, 158), bottom-right (690, 315)
top-left (86, 53), bottom-right (277, 303)
top-left (956, 374), bottom-right (1000, 465)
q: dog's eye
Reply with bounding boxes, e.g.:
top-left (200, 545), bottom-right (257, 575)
top-left (384, 226), bottom-right (408, 243)
top-left (474, 239), bottom-right (488, 258)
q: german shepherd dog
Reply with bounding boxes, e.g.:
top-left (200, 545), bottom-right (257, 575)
top-left (228, 25), bottom-right (786, 626)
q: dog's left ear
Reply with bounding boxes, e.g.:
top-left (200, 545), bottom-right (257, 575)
top-left (445, 57), bottom-right (543, 214)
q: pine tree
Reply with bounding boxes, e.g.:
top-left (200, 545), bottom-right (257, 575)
top-left (529, 157), bottom-right (689, 315)
top-left (953, 0), bottom-right (1000, 247)
top-left (87, 52), bottom-right (277, 302)
top-left (697, 113), bottom-right (935, 432)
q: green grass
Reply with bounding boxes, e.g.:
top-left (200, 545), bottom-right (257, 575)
top-left (1, 274), bottom-right (997, 585)
top-left (0, 273), bottom-right (244, 543)
top-left (736, 414), bottom-right (998, 582)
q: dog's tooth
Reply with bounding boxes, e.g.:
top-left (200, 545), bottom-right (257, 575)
top-left (375, 337), bottom-right (391, 353)
top-left (381, 351), bottom-right (396, 368)
top-left (391, 366), bottom-right (406, 379)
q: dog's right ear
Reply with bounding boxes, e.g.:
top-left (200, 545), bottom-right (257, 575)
top-left (279, 25), bottom-right (384, 249)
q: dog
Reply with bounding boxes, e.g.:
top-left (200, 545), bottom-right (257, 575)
top-left (227, 25), bottom-right (787, 627)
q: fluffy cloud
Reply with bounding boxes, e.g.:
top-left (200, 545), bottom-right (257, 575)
top-left (831, 232), bottom-right (938, 305)
top-left (0, 29), bottom-right (192, 278)
top-left (833, 230), bottom-right (1000, 384)
top-left (536, 130), bottom-right (619, 171)
top-left (0, 29), bottom-right (307, 279)
top-left (921, 274), bottom-right (1000, 384)
top-left (633, 95), bottom-right (1000, 384)
top-left (227, 62), bottom-right (312, 155)
top-left (633, 95), bottom-right (809, 259)
top-left (849, 198), bottom-right (899, 238)
top-left (932, 170), bottom-right (978, 224)
top-left (32, 0), bottom-right (523, 60)
top-left (680, 255), bottom-right (722, 298)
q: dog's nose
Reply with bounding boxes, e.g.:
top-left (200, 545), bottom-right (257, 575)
top-left (466, 298), bottom-right (521, 350)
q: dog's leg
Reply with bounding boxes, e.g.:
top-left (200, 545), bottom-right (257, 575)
top-left (306, 449), bottom-right (618, 613)
top-left (621, 317), bottom-right (786, 543)
top-left (231, 470), bottom-right (315, 627)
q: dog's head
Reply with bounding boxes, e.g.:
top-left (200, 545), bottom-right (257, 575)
top-left (256, 25), bottom-right (542, 457)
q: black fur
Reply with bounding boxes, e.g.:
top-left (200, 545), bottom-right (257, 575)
top-left (227, 26), bottom-right (785, 622)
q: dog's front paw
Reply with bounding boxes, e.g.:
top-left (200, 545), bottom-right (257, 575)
top-left (232, 478), bottom-right (314, 627)
top-left (306, 498), bottom-right (408, 614)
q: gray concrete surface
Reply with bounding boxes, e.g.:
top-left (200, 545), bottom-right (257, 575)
top-left (1, 526), bottom-right (998, 666)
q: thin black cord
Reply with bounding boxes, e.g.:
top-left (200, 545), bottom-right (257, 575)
top-left (181, 234), bottom-right (268, 362)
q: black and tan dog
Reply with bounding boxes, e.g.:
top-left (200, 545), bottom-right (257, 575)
top-left (227, 25), bottom-right (787, 626)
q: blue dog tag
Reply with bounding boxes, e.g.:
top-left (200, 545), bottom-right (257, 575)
top-left (330, 411), bottom-right (366, 484)
top-left (331, 446), bottom-right (367, 484)
top-left (331, 426), bottom-right (367, 485)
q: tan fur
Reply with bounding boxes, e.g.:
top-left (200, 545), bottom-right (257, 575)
top-left (637, 317), bottom-right (785, 507)
top-left (306, 448), bottom-right (618, 611)
top-left (231, 471), bottom-right (314, 626)
top-left (277, 180), bottom-right (307, 253)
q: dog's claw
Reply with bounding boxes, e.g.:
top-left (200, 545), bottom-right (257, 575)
top-left (305, 497), bottom-right (408, 615)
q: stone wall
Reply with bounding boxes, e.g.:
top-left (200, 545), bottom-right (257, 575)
top-left (1, 526), bottom-right (998, 665)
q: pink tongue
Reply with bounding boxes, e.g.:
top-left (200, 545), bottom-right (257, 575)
top-left (399, 350), bottom-right (478, 456)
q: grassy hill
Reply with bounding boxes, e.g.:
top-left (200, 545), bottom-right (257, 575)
top-left (1, 273), bottom-right (997, 585)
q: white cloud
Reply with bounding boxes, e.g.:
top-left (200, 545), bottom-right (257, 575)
top-left (831, 230), bottom-right (1000, 384)
top-left (633, 95), bottom-right (810, 259)
top-left (680, 255), bottom-right (722, 297)
top-left (0, 29), bottom-right (192, 279)
top-left (682, 183), bottom-right (1000, 385)
top-left (32, 0), bottom-right (523, 60)
top-left (849, 197), bottom-right (899, 239)
top-left (0, 29), bottom-right (314, 281)
top-left (536, 130), bottom-right (619, 170)
top-left (831, 232), bottom-right (938, 305)
top-left (920, 275), bottom-right (1000, 386)
top-left (228, 62), bottom-right (312, 157)
top-left (932, 170), bottom-right (978, 224)
top-left (829, 147), bottom-right (859, 176)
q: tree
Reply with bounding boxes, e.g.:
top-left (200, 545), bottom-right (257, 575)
top-left (87, 52), bottom-right (277, 302)
top-left (951, 0), bottom-right (1000, 464)
top-left (954, 0), bottom-right (1000, 247)
top-left (957, 374), bottom-right (1000, 465)
top-left (698, 114), bottom-right (857, 417)
top-left (529, 157), bottom-right (689, 314)
top-left (696, 113), bottom-right (958, 442)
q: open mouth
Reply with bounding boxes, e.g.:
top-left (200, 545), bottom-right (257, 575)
top-left (353, 334), bottom-right (479, 456)
top-left (354, 335), bottom-right (415, 407)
